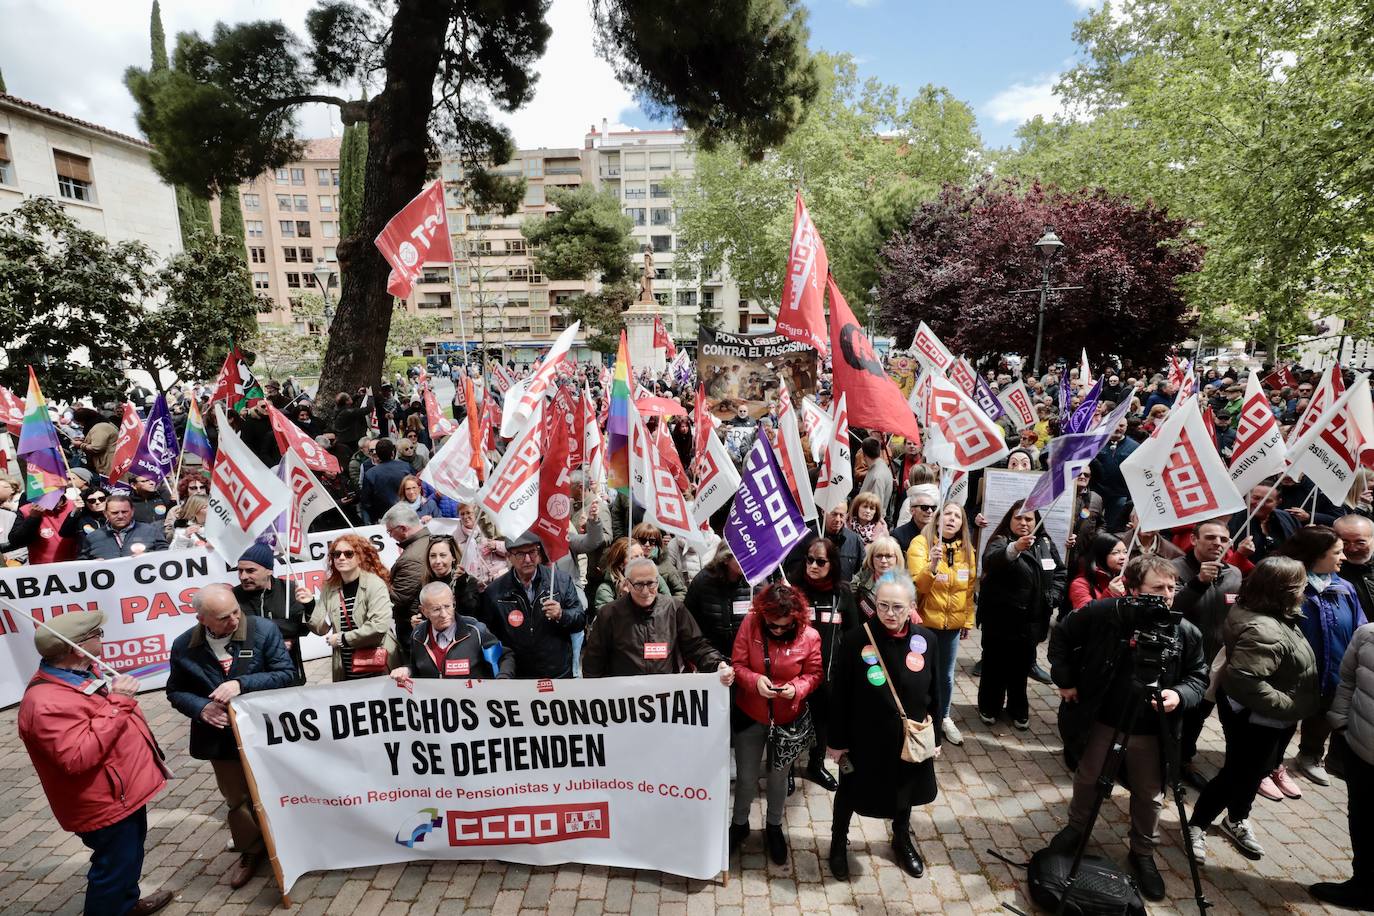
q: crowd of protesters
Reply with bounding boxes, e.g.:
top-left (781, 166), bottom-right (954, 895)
top-left (9, 353), bottom-right (1374, 914)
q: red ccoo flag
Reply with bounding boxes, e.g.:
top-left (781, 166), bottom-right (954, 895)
top-left (826, 274), bottom-right (921, 442)
top-left (374, 181), bottom-right (454, 299)
top-left (266, 404), bottom-right (340, 475)
top-left (652, 317), bottom-right (677, 359)
top-left (776, 192), bottom-right (830, 356)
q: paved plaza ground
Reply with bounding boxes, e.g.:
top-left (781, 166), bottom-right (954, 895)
top-left (0, 634), bottom-right (1358, 915)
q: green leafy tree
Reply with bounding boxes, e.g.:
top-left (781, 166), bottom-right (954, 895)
top-left (522, 187), bottom-right (638, 352)
top-left (150, 0), bottom-right (168, 71)
top-left (124, 0), bottom-right (818, 420)
top-left (147, 0), bottom-right (214, 247)
top-left (0, 199), bottom-right (155, 400)
top-left (337, 114), bottom-right (366, 240)
top-left (253, 293), bottom-right (330, 379)
top-left (217, 185), bottom-right (247, 262)
top-left (999, 0), bottom-right (1374, 356)
top-left (123, 233), bottom-right (270, 393)
top-left (385, 307), bottom-right (442, 370)
top-left (674, 53), bottom-right (982, 318)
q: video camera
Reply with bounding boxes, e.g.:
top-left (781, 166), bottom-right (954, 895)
top-left (1118, 594), bottom-right (1183, 689)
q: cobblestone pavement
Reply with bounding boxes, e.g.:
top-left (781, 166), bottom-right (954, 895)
top-left (0, 636), bottom-right (1357, 915)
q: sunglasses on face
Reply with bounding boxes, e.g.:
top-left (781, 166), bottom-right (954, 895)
top-left (87, 496), bottom-right (107, 505)
top-left (805, 556), bottom-right (829, 566)
top-left (635, 536), bottom-right (661, 546)
top-left (330, 549), bottom-right (356, 559)
top-left (914, 504), bottom-right (936, 512)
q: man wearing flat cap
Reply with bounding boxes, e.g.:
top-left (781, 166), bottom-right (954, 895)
top-left (167, 583), bottom-right (295, 889)
top-left (17, 611), bottom-right (174, 916)
top-left (233, 543), bottom-right (315, 685)
top-left (479, 530), bottom-right (585, 678)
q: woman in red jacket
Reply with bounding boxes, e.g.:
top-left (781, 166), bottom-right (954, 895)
top-left (1067, 533), bottom-right (1128, 610)
top-left (730, 583), bottom-right (823, 865)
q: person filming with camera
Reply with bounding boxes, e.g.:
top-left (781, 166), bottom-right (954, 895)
top-left (1048, 554), bottom-right (1208, 901)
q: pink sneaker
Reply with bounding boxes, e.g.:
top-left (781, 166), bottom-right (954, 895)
top-left (1270, 765), bottom-right (1303, 799)
top-left (1256, 774), bottom-right (1283, 801)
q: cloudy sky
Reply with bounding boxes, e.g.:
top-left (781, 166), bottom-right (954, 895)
top-left (0, 0), bottom-right (1098, 150)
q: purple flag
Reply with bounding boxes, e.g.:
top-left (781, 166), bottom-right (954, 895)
top-left (128, 394), bottom-right (180, 484)
top-left (725, 433), bottom-right (808, 586)
top-left (1065, 378), bottom-right (1103, 434)
top-left (973, 376), bottom-right (1005, 421)
top-left (1023, 394), bottom-right (1135, 514)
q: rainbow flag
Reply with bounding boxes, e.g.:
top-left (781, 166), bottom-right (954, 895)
top-left (607, 329), bottom-right (632, 494)
top-left (182, 397), bottom-right (215, 469)
top-left (17, 367), bottom-right (69, 509)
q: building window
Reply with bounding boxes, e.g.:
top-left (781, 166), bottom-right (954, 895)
top-left (276, 194), bottom-right (292, 210)
top-left (650, 183), bottom-right (670, 199)
top-left (651, 208), bottom-right (672, 226)
top-left (624, 188), bottom-right (646, 200)
top-left (249, 247), bottom-right (266, 264)
top-left (253, 272), bottom-right (270, 290)
top-left (285, 272), bottom-right (302, 288)
top-left (290, 168), bottom-right (306, 185)
top-left (243, 192), bottom-right (260, 209)
top-left (649, 152), bottom-right (671, 171)
top-left (53, 150), bottom-right (95, 202)
top-left (509, 267), bottom-right (529, 282)
top-left (296, 221), bottom-right (311, 238)
top-left (626, 208), bottom-right (646, 226)
top-left (651, 235), bottom-right (672, 253)
top-left (549, 314), bottom-right (568, 332)
top-left (316, 168), bottom-right (331, 185)
top-left (247, 220), bottom-right (264, 238)
top-left (275, 168), bottom-right (291, 183)
top-left (0, 134), bottom-right (13, 185)
top-left (318, 195), bottom-right (333, 212)
top-left (655, 292), bottom-right (670, 307)
top-left (419, 293), bottom-right (452, 309)
top-left (676, 290), bottom-right (697, 309)
top-left (442, 161), bottom-right (463, 181)
top-left (532, 315), bottom-right (550, 335)
top-left (299, 246), bottom-right (314, 262)
top-left (506, 315), bottom-right (532, 332)
top-left (279, 220), bottom-right (296, 238)
top-left (293, 195), bottom-right (309, 211)
top-left (473, 240), bottom-right (493, 255)
top-left (654, 268), bottom-right (670, 280)
top-left (530, 270), bottom-right (543, 284)
top-left (524, 183), bottom-right (544, 206)
top-left (507, 239), bottom-right (527, 254)
top-left (524, 158), bottom-right (543, 177)
top-left (324, 246), bottom-right (337, 261)
top-left (321, 222), bottom-right (336, 239)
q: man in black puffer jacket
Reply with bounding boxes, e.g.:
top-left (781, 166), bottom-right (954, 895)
top-left (479, 531), bottom-right (585, 679)
top-left (391, 582), bottom-right (514, 684)
top-left (1047, 554), bottom-right (1208, 902)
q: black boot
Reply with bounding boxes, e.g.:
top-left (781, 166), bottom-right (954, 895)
top-left (828, 835), bottom-right (850, 880)
top-left (806, 758), bottom-right (838, 792)
top-left (728, 822), bottom-right (749, 852)
top-left (765, 824), bottom-right (788, 865)
top-left (892, 825), bottom-right (925, 879)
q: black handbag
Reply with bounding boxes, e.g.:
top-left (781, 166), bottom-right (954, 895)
top-left (762, 627), bottom-right (814, 770)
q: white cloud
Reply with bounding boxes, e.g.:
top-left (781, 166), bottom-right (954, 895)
top-left (0, 0), bottom-right (629, 149)
top-left (1067, 0), bottom-right (1104, 9)
top-left (982, 75), bottom-right (1065, 125)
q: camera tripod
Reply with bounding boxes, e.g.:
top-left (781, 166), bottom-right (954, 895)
top-left (1053, 668), bottom-right (1211, 916)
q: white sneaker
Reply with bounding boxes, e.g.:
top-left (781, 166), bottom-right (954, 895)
top-left (943, 718), bottom-right (963, 746)
top-left (1186, 826), bottom-right (1206, 866)
top-left (1220, 817), bottom-right (1264, 860)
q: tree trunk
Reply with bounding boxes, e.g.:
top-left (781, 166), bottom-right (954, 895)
top-left (314, 0), bottom-right (446, 423)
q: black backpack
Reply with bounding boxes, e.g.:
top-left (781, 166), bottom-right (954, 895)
top-left (992, 847), bottom-right (1146, 916)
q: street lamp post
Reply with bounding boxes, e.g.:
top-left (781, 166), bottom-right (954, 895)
top-left (1011, 228), bottom-right (1081, 378)
top-left (311, 260), bottom-right (337, 332)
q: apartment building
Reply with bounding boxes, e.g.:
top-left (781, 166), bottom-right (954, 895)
top-left (0, 93), bottom-right (180, 259)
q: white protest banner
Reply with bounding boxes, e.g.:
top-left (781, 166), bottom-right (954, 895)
top-left (231, 675), bottom-right (730, 892)
top-left (923, 374), bottom-right (1009, 471)
top-left (207, 405), bottom-right (292, 567)
top-left (813, 393), bottom-right (852, 515)
top-left (799, 396), bottom-right (831, 464)
top-left (1120, 395), bottom-right (1245, 532)
top-left (0, 527), bottom-right (398, 708)
top-left (1229, 369), bottom-right (1288, 495)
top-left (977, 469), bottom-right (1073, 560)
top-left (478, 401), bottom-right (544, 539)
top-left (1288, 374), bottom-right (1373, 505)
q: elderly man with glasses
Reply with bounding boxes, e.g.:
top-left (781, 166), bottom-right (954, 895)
top-left (480, 530), bottom-right (585, 678)
top-left (582, 557), bottom-right (735, 684)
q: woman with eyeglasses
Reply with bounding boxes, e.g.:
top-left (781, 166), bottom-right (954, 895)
top-left (631, 522), bottom-right (687, 598)
top-left (163, 474), bottom-right (212, 541)
top-left (854, 537), bottom-right (903, 619)
top-left (309, 534), bottom-right (397, 682)
top-left (908, 503), bottom-right (978, 745)
top-left (728, 583), bottom-right (823, 865)
top-left (167, 496), bottom-right (210, 550)
top-left (788, 535), bottom-right (859, 792)
top-left (453, 503), bottom-right (508, 591)
top-left (825, 572), bottom-right (942, 880)
top-left (396, 475), bottom-right (440, 523)
top-left (978, 498), bottom-right (1066, 730)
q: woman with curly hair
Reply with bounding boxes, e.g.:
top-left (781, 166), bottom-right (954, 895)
top-left (729, 584), bottom-right (823, 865)
top-left (309, 533), bottom-right (396, 682)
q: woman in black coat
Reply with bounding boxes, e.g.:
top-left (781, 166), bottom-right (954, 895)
top-left (978, 498), bottom-right (1066, 730)
top-left (685, 543), bottom-right (750, 659)
top-left (787, 535), bottom-right (861, 791)
top-left (826, 571), bottom-right (942, 880)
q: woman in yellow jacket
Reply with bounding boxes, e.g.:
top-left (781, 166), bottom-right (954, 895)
top-left (907, 503), bottom-right (977, 745)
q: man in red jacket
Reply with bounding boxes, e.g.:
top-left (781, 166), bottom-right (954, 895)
top-left (17, 611), bottom-right (173, 916)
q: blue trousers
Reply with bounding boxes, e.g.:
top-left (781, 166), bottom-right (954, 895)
top-left (931, 628), bottom-right (961, 720)
top-left (77, 806), bottom-right (147, 916)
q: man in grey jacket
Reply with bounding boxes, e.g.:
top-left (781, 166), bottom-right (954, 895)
top-left (1315, 622), bottom-right (1374, 910)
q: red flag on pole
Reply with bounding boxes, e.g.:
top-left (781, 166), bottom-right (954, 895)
top-left (374, 181), bottom-right (454, 299)
top-left (266, 404), bottom-right (340, 475)
top-left (826, 275), bottom-right (921, 442)
top-left (532, 388), bottom-right (574, 562)
top-left (652, 317), bottom-right (677, 359)
top-left (108, 402), bottom-right (145, 484)
top-left (776, 192), bottom-right (830, 355)
top-left (0, 385), bottom-right (23, 436)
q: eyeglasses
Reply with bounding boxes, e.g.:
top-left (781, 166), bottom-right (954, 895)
top-left (635, 536), bottom-right (662, 547)
top-left (510, 547), bottom-right (541, 558)
top-left (914, 504), bottom-right (936, 512)
top-left (875, 602), bottom-right (907, 615)
top-left (87, 496), bottom-right (107, 505)
top-left (629, 580), bottom-right (658, 590)
top-left (873, 554), bottom-right (898, 562)
top-left (79, 628), bottom-right (104, 641)
top-left (330, 549), bottom-right (356, 559)
top-left (805, 556), bottom-right (829, 566)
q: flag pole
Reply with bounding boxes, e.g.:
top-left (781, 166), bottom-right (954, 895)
top-left (0, 598), bottom-right (125, 680)
top-left (1233, 480), bottom-right (1284, 540)
top-left (1125, 525), bottom-right (1142, 558)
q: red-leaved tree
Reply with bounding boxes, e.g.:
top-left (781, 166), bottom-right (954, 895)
top-left (876, 180), bottom-right (1203, 370)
